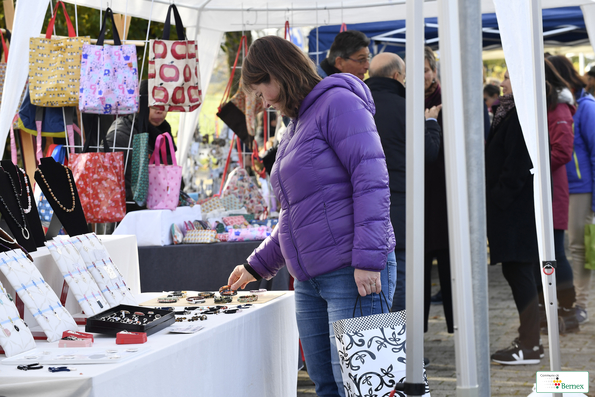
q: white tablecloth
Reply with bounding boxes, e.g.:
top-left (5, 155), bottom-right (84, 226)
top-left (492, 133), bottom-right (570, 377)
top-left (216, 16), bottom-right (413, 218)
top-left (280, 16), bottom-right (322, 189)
top-left (113, 206), bottom-right (202, 246)
top-left (0, 292), bottom-right (299, 397)
top-left (0, 235), bottom-right (140, 325)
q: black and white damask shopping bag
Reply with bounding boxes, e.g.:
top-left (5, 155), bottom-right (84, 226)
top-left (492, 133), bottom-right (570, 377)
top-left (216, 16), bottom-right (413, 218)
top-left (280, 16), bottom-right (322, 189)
top-left (333, 297), bottom-right (431, 397)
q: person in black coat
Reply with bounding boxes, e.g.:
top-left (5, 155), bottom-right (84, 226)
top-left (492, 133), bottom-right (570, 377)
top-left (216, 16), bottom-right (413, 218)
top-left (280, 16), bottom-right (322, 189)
top-left (366, 52), bottom-right (442, 312)
top-left (486, 70), bottom-right (542, 365)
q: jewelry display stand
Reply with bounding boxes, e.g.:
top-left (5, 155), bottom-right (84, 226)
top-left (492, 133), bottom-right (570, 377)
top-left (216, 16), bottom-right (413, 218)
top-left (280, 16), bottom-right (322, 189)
top-left (0, 249), bottom-right (78, 342)
top-left (1, 345), bottom-right (151, 365)
top-left (0, 227), bottom-right (33, 261)
top-left (34, 157), bottom-right (89, 237)
top-left (0, 161), bottom-right (45, 248)
top-left (0, 280), bottom-right (36, 357)
top-left (70, 233), bottom-right (137, 307)
top-left (46, 238), bottom-right (110, 316)
top-left (0, 166), bottom-right (37, 252)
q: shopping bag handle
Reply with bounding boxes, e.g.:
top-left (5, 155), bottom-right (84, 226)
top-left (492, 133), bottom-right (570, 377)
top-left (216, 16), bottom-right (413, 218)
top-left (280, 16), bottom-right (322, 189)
top-left (352, 290), bottom-right (391, 318)
top-left (162, 4), bottom-right (186, 40)
top-left (218, 35), bottom-right (248, 109)
top-left (150, 133), bottom-right (177, 167)
top-left (96, 7), bottom-right (122, 46)
top-left (0, 28), bottom-right (8, 62)
top-left (45, 1), bottom-right (76, 39)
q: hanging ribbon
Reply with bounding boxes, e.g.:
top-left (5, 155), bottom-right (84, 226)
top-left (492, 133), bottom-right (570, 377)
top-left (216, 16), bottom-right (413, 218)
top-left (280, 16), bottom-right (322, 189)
top-left (340, 23), bottom-right (348, 32)
top-left (0, 28), bottom-right (8, 62)
top-left (218, 35), bottom-right (248, 112)
top-left (284, 21), bottom-right (291, 41)
top-left (9, 115), bottom-right (18, 165)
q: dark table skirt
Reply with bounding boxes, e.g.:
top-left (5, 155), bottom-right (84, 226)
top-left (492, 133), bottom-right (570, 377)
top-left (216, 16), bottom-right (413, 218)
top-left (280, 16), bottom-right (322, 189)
top-left (138, 241), bottom-right (290, 292)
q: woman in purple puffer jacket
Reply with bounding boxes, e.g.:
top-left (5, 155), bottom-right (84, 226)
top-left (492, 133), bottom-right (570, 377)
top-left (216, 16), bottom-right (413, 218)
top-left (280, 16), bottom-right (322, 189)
top-left (227, 36), bottom-right (396, 397)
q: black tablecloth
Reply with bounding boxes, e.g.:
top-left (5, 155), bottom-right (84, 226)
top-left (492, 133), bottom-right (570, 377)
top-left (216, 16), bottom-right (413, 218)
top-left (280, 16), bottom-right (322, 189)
top-left (138, 241), bottom-right (290, 292)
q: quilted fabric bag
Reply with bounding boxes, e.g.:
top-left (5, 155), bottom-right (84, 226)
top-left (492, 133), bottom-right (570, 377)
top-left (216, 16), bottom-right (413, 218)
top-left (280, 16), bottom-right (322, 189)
top-left (28, 1), bottom-right (89, 107)
top-left (221, 167), bottom-right (267, 217)
top-left (147, 133), bottom-right (182, 210)
top-left (222, 215), bottom-right (248, 227)
top-left (183, 229), bottom-right (217, 244)
top-left (69, 132), bottom-right (126, 223)
top-left (131, 133), bottom-right (149, 206)
top-left (199, 196), bottom-right (225, 214)
top-left (79, 7), bottom-right (139, 114)
top-left (148, 4), bottom-right (201, 112)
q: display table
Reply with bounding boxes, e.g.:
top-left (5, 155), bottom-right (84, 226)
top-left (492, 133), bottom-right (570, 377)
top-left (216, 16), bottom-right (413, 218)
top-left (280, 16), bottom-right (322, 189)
top-left (0, 235), bottom-right (140, 325)
top-left (138, 241), bottom-right (290, 292)
top-left (0, 292), bottom-right (299, 397)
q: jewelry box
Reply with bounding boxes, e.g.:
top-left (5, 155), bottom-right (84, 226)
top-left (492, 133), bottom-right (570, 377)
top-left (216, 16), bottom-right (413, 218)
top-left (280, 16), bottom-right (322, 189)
top-left (85, 305), bottom-right (175, 336)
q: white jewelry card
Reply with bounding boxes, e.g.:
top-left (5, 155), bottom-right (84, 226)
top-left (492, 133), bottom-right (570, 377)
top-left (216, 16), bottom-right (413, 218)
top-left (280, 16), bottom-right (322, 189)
top-left (69, 233), bottom-right (137, 306)
top-left (0, 280), bottom-right (36, 357)
top-left (46, 239), bottom-right (110, 316)
top-left (0, 250), bottom-right (78, 342)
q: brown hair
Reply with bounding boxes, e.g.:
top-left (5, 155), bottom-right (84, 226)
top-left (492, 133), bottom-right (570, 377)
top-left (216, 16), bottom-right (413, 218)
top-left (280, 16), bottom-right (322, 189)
top-left (544, 58), bottom-right (571, 111)
top-left (242, 36), bottom-right (322, 118)
top-left (547, 55), bottom-right (586, 93)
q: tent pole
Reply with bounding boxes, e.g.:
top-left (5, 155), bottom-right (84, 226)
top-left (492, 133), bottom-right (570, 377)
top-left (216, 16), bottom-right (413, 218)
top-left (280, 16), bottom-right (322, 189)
top-left (402, 0), bottom-right (426, 394)
top-left (529, 0), bottom-right (563, 386)
top-left (458, 0), bottom-right (491, 395)
top-left (437, 0), bottom-right (479, 396)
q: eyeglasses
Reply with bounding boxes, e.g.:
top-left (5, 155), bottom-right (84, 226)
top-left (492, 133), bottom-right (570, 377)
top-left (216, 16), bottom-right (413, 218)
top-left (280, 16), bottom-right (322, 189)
top-left (346, 54), bottom-right (373, 64)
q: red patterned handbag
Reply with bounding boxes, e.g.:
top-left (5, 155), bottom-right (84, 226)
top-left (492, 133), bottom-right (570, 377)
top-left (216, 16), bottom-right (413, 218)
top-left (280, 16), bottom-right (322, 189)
top-left (69, 132), bottom-right (126, 223)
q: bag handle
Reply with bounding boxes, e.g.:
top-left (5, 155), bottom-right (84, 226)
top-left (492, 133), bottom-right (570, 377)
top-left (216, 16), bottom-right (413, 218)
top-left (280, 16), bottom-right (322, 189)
top-left (45, 1), bottom-right (76, 39)
top-left (284, 21), bottom-right (291, 40)
top-left (0, 28), bottom-right (8, 62)
top-left (162, 4), bottom-right (186, 40)
top-left (218, 35), bottom-right (248, 109)
top-left (340, 23), bottom-right (348, 33)
top-left (150, 133), bottom-right (177, 167)
top-left (82, 113), bottom-right (110, 153)
top-left (352, 290), bottom-right (391, 318)
top-left (96, 7), bottom-right (122, 46)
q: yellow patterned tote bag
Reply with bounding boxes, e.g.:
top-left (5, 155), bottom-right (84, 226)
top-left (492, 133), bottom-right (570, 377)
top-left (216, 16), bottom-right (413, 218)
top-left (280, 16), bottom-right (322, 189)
top-left (29, 1), bottom-right (89, 107)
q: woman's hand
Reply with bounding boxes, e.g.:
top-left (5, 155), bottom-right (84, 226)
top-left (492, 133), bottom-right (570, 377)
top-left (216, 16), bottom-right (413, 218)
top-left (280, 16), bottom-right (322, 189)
top-left (354, 269), bottom-right (381, 297)
top-left (425, 104), bottom-right (442, 120)
top-left (228, 265), bottom-right (257, 291)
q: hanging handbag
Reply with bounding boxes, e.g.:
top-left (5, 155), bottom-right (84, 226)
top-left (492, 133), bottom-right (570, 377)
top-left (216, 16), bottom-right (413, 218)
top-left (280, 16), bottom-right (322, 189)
top-left (79, 7), bottom-right (139, 115)
top-left (131, 133), bottom-right (150, 206)
top-left (148, 4), bottom-right (201, 112)
top-left (28, 1), bottom-right (89, 107)
top-left (69, 128), bottom-right (126, 223)
top-left (221, 167), bottom-right (267, 218)
top-left (584, 219), bottom-right (595, 270)
top-left (147, 133), bottom-right (182, 210)
top-left (333, 295), bottom-right (431, 397)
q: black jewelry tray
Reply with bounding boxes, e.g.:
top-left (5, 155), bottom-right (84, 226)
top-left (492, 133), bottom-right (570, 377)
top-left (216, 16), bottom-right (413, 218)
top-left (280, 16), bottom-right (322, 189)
top-left (85, 304), bottom-right (175, 336)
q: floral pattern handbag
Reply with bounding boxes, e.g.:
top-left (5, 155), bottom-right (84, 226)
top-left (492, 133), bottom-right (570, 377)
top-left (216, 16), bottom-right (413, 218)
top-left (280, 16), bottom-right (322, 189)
top-left (79, 7), bottom-right (139, 115)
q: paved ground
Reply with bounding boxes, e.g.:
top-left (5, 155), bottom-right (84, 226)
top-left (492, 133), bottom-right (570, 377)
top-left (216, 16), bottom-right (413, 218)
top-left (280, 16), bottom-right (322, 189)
top-left (297, 263), bottom-right (595, 396)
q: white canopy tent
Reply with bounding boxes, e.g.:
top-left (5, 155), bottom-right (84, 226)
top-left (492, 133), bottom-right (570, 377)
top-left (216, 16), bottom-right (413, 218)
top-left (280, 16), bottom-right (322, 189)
top-left (1, 1), bottom-right (595, 396)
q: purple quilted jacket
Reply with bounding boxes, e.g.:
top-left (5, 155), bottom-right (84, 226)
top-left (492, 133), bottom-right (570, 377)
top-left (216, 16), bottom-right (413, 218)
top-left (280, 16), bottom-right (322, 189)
top-left (247, 73), bottom-right (395, 282)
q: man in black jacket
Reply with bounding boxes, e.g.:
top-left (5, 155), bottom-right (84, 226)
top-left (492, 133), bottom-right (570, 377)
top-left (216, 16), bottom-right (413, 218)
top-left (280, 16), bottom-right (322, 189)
top-left (366, 52), bottom-right (442, 311)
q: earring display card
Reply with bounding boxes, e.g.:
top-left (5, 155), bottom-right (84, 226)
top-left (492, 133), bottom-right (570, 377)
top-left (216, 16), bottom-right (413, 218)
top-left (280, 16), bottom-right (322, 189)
top-left (46, 239), bottom-right (110, 317)
top-left (0, 346), bottom-right (151, 365)
top-left (0, 280), bottom-right (36, 357)
top-left (69, 233), bottom-right (137, 306)
top-left (0, 250), bottom-right (78, 342)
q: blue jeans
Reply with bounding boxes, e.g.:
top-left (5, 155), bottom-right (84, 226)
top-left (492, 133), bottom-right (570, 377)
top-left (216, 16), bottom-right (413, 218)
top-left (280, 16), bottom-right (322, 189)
top-left (294, 252), bottom-right (397, 397)
top-left (391, 249), bottom-right (406, 311)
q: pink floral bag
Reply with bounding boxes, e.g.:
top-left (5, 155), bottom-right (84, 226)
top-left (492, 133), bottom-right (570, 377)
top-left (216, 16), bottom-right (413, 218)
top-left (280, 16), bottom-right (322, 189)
top-left (79, 8), bottom-right (139, 115)
top-left (147, 133), bottom-right (182, 210)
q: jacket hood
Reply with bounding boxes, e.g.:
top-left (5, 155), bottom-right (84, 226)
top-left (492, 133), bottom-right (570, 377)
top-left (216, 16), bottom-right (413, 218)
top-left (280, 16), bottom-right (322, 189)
top-left (577, 88), bottom-right (595, 105)
top-left (558, 88), bottom-right (575, 106)
top-left (299, 73), bottom-right (375, 118)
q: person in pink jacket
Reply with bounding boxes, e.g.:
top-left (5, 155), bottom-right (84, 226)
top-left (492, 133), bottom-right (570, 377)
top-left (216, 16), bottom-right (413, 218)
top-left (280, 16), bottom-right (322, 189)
top-left (537, 59), bottom-right (579, 332)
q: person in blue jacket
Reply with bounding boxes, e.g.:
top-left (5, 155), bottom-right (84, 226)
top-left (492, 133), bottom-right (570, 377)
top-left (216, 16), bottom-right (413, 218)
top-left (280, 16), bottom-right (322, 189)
top-left (549, 55), bottom-right (595, 325)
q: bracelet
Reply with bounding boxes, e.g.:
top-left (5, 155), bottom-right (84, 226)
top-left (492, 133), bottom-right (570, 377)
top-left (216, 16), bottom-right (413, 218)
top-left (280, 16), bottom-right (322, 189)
top-left (218, 285), bottom-right (237, 296)
top-left (214, 295), bottom-right (232, 304)
top-left (237, 294), bottom-right (258, 303)
top-left (186, 297), bottom-right (206, 304)
top-left (196, 292), bottom-right (215, 299)
top-left (158, 297), bottom-right (178, 303)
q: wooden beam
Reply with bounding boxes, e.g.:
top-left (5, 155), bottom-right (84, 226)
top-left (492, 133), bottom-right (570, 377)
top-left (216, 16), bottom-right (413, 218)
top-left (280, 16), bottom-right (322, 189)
top-left (113, 14), bottom-right (131, 42)
top-left (3, 0), bottom-right (15, 31)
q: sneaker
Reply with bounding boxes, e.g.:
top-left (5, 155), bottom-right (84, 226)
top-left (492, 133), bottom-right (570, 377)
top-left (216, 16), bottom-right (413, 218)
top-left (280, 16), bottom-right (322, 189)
top-left (491, 340), bottom-right (542, 365)
top-left (514, 337), bottom-right (544, 358)
top-left (575, 305), bottom-right (588, 325)
top-left (430, 290), bottom-right (442, 305)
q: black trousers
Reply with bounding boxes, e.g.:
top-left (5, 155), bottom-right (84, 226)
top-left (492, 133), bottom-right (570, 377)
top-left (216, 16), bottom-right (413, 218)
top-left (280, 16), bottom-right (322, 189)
top-left (502, 261), bottom-right (541, 347)
top-left (424, 248), bottom-right (454, 333)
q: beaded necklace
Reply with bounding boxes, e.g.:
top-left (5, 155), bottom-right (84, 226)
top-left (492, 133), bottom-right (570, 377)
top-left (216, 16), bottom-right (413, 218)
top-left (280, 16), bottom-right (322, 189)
top-left (35, 165), bottom-right (76, 213)
top-left (0, 168), bottom-right (30, 240)
top-left (18, 169), bottom-right (32, 214)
